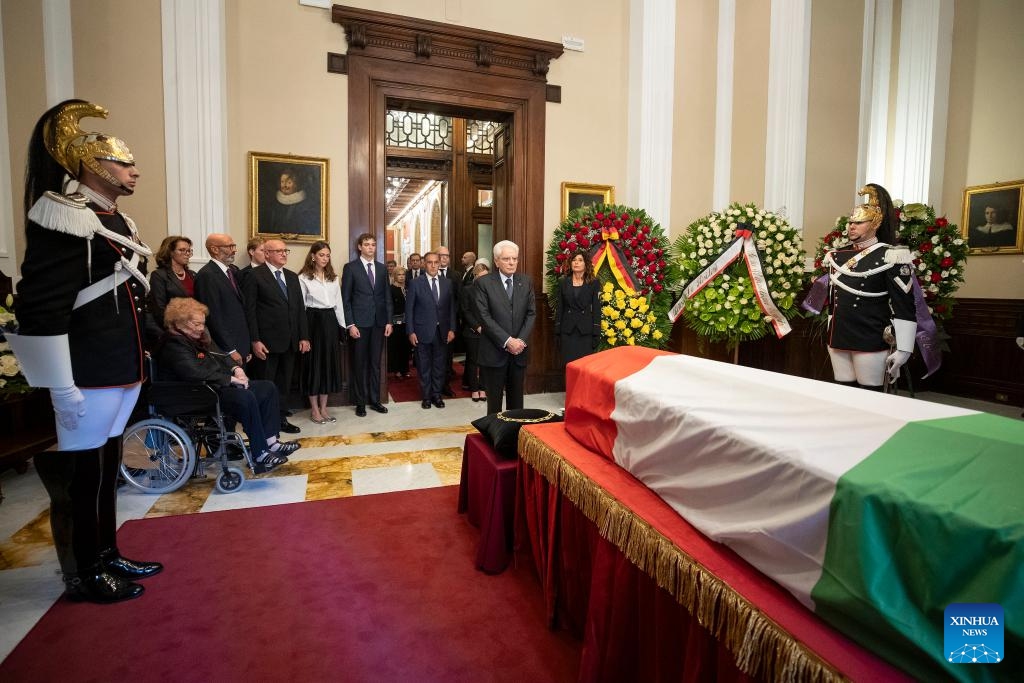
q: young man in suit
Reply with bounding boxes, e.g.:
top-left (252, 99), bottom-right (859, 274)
top-left (473, 240), bottom-right (536, 414)
top-left (341, 232), bottom-right (393, 417)
top-left (405, 251), bottom-right (457, 409)
top-left (194, 233), bottom-right (250, 366)
top-left (237, 236), bottom-right (265, 287)
top-left (242, 239), bottom-right (310, 433)
top-left (436, 245), bottom-right (460, 396)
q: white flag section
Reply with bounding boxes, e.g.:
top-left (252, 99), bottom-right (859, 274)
top-left (606, 354), bottom-right (973, 608)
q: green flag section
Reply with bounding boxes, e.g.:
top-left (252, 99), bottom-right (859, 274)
top-left (812, 413), bottom-right (1024, 682)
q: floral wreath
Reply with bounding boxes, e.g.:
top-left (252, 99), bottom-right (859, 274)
top-left (809, 202), bottom-right (967, 321)
top-left (545, 204), bottom-right (680, 349)
top-left (669, 203), bottom-right (806, 344)
top-left (0, 295), bottom-right (31, 397)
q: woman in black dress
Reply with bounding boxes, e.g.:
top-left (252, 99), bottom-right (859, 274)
top-left (460, 262), bottom-right (489, 401)
top-left (554, 250), bottom-right (601, 365)
top-left (149, 235), bottom-right (196, 328)
top-left (387, 267), bottom-right (411, 378)
top-left (297, 241), bottom-right (346, 423)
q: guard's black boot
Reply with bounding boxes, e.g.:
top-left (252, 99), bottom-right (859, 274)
top-left (64, 565), bottom-right (144, 603)
top-left (98, 437), bottom-right (163, 580)
top-left (34, 449), bottom-right (144, 602)
top-left (99, 548), bottom-right (163, 580)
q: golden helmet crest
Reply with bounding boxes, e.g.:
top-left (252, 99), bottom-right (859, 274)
top-left (849, 185), bottom-right (882, 224)
top-left (43, 101), bottom-right (134, 185)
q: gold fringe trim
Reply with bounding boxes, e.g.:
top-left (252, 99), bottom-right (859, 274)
top-left (519, 430), bottom-right (850, 683)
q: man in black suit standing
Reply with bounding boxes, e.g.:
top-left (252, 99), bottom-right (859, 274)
top-left (237, 236), bottom-right (265, 288)
top-left (461, 251), bottom-right (477, 286)
top-left (436, 245), bottom-right (460, 396)
top-left (474, 240), bottom-right (536, 414)
top-left (243, 239), bottom-right (310, 433)
top-left (405, 251), bottom-right (456, 409)
top-left (194, 233), bottom-right (250, 366)
top-left (407, 252), bottom-right (423, 280)
top-left (341, 232), bottom-right (393, 417)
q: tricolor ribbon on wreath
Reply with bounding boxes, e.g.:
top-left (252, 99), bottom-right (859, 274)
top-left (590, 225), bottom-right (640, 295)
top-left (668, 224), bottom-right (792, 338)
top-left (801, 263), bottom-right (943, 378)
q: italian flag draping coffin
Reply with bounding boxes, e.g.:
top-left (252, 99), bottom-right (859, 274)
top-left (565, 346), bottom-right (1023, 681)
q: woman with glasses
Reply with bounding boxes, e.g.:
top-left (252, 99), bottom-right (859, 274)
top-left (149, 235), bottom-right (196, 328)
top-left (297, 241), bottom-right (346, 424)
top-left (158, 297), bottom-right (301, 472)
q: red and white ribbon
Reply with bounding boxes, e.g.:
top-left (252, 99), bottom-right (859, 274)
top-left (669, 227), bottom-right (791, 339)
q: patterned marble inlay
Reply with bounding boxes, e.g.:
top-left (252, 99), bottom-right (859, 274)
top-left (0, 510), bottom-right (53, 570)
top-left (299, 424), bottom-right (474, 449)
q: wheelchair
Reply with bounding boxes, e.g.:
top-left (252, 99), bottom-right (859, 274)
top-left (120, 379), bottom-right (258, 495)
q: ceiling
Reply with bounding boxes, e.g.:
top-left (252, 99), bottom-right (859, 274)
top-left (385, 177), bottom-right (434, 226)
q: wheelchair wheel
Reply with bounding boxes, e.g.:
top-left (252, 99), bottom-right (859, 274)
top-left (121, 418), bottom-right (196, 494)
top-left (215, 467), bottom-right (245, 494)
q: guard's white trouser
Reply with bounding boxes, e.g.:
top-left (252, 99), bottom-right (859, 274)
top-left (55, 383), bottom-right (142, 450)
top-left (828, 348), bottom-right (887, 387)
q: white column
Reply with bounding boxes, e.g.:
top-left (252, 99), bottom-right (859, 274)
top-left (161, 0), bottom-right (229, 262)
top-left (856, 0), bottom-right (893, 197)
top-left (890, 0), bottom-right (954, 209)
top-left (763, 0), bottom-right (812, 230)
top-left (0, 9), bottom-right (15, 279)
top-left (626, 0), bottom-right (675, 229)
top-left (42, 0), bottom-right (74, 106)
top-left (712, 0), bottom-right (735, 212)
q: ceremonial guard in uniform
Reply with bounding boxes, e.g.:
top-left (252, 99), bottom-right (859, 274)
top-left (6, 100), bottom-right (162, 603)
top-left (825, 184), bottom-right (917, 390)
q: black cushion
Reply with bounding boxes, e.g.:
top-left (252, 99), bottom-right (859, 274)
top-left (471, 408), bottom-right (563, 459)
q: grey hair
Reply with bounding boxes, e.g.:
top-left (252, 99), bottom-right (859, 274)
top-left (492, 240), bottom-right (519, 261)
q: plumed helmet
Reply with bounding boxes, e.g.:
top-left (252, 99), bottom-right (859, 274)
top-left (849, 185), bottom-right (882, 224)
top-left (42, 100), bottom-right (134, 189)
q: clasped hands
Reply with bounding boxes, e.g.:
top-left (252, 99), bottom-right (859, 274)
top-left (229, 366), bottom-right (250, 390)
top-left (505, 337), bottom-right (527, 355)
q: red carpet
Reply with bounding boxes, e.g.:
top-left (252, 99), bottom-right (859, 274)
top-left (388, 361), bottom-right (475, 403)
top-left (1, 487), bottom-right (580, 682)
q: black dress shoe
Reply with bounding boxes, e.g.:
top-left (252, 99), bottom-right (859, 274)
top-left (369, 402), bottom-right (388, 414)
top-left (280, 420), bottom-right (301, 434)
top-left (64, 569), bottom-right (144, 604)
top-left (421, 400), bottom-right (432, 409)
top-left (355, 405), bottom-right (367, 417)
top-left (441, 386), bottom-right (455, 398)
top-left (101, 549), bottom-right (163, 580)
top-left (432, 398), bottom-right (446, 408)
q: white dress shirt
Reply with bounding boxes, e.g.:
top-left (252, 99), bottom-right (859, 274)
top-left (299, 273), bottom-right (347, 328)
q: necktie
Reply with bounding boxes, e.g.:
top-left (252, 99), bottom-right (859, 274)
top-left (431, 276), bottom-right (439, 303)
top-left (275, 269), bottom-right (287, 297)
top-left (505, 276), bottom-right (513, 300)
top-left (440, 268), bottom-right (446, 278)
top-left (226, 266), bottom-right (239, 294)
top-left (367, 262), bottom-right (375, 288)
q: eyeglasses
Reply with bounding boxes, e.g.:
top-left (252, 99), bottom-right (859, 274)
top-left (265, 249), bottom-right (291, 254)
top-left (175, 248), bottom-right (194, 254)
top-left (214, 243), bottom-right (237, 250)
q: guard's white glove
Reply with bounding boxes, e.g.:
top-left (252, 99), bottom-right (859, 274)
top-left (885, 350), bottom-right (912, 380)
top-left (50, 385), bottom-right (86, 430)
top-left (1017, 336), bottom-right (1024, 351)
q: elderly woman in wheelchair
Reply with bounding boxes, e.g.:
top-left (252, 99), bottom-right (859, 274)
top-left (158, 297), bottom-right (300, 474)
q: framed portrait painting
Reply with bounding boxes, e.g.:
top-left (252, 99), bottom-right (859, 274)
top-left (561, 182), bottom-right (614, 220)
top-left (961, 179), bottom-right (1024, 255)
top-left (249, 152), bottom-right (329, 243)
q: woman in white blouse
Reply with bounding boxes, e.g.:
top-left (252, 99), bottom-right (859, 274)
top-left (298, 241), bottom-right (347, 423)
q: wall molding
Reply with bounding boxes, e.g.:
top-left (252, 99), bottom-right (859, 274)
top-left (627, 0), bottom-right (675, 227)
top-left (763, 0), bottom-right (811, 230)
top-left (161, 0), bottom-right (229, 263)
top-left (42, 0), bottom-right (74, 106)
top-left (712, 0), bottom-right (735, 212)
top-left (856, 0), bottom-right (892, 196)
top-left (0, 8), bottom-right (14, 277)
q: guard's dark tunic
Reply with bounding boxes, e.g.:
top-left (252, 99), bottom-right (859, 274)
top-left (17, 203), bottom-right (148, 388)
top-left (826, 244), bottom-right (916, 353)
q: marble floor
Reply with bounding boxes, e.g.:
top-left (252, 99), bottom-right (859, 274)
top-left (0, 386), bottom-right (1019, 663)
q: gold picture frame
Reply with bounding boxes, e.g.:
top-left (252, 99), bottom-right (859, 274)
top-left (961, 179), bottom-right (1024, 255)
top-left (249, 152), bottom-right (329, 243)
top-left (561, 182), bottom-right (614, 220)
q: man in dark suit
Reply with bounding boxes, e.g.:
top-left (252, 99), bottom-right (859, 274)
top-left (405, 251), bottom-right (457, 409)
top-left (242, 239), bottom-right (310, 433)
top-left (436, 245), bottom-right (461, 396)
top-left (341, 232), bottom-right (393, 417)
top-left (237, 236), bottom-right (265, 288)
top-left (407, 252), bottom-right (423, 280)
top-left (461, 251), bottom-right (477, 286)
top-left (194, 233), bottom-right (250, 366)
top-left (474, 240), bottom-right (536, 414)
